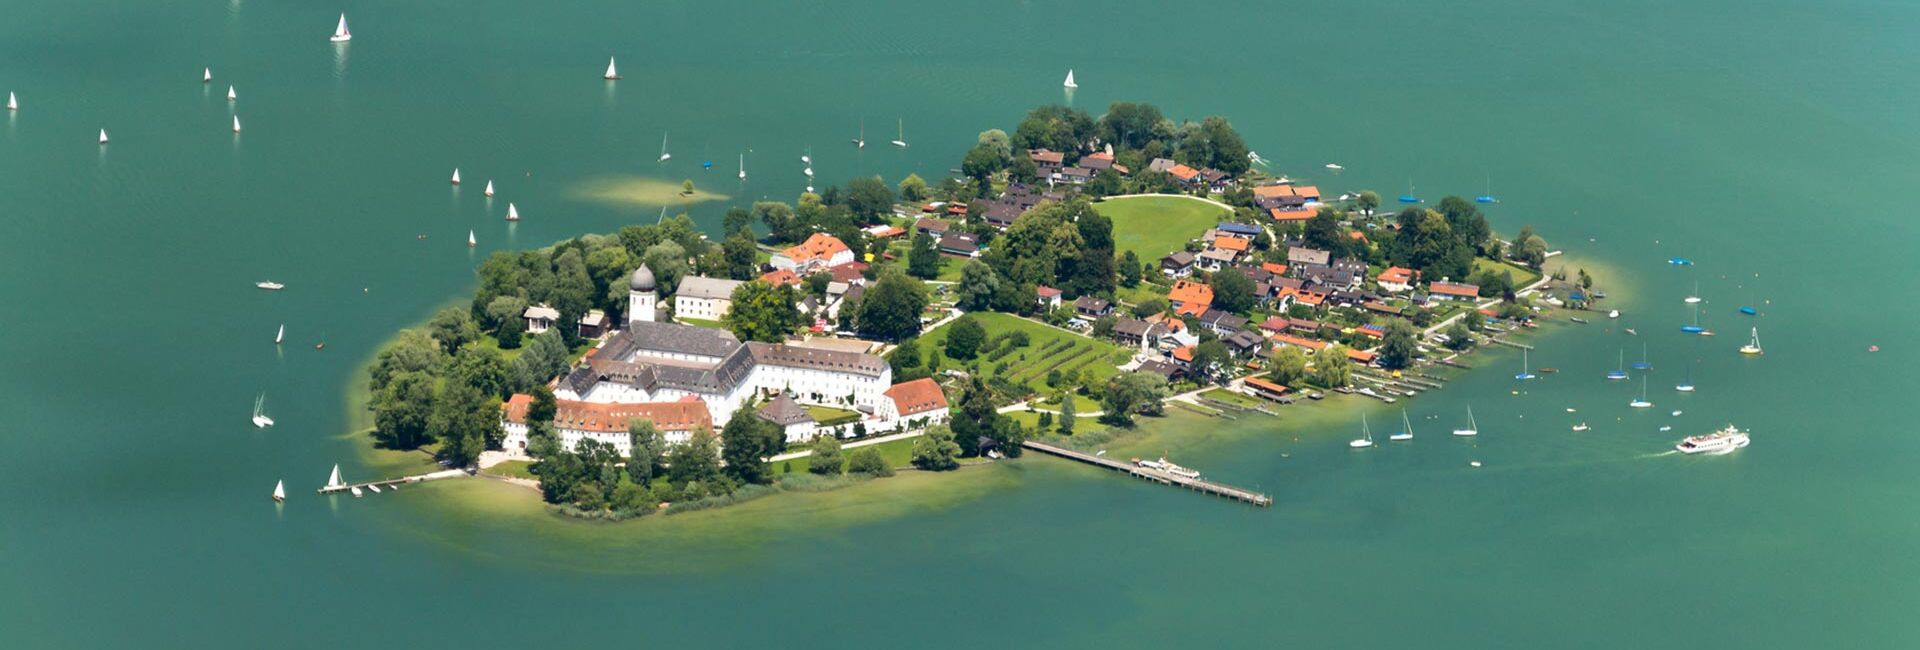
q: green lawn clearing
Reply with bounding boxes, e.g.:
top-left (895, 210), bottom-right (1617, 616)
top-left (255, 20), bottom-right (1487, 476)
top-left (919, 312), bottom-right (1133, 396)
top-left (1094, 195), bottom-right (1229, 263)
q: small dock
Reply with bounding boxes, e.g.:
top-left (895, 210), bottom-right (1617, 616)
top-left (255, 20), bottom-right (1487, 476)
top-left (317, 468), bottom-right (470, 494)
top-left (1021, 441), bottom-right (1272, 507)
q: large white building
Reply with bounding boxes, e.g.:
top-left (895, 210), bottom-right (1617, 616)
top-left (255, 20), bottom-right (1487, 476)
top-left (551, 265), bottom-right (894, 434)
top-left (500, 395), bottom-right (712, 454)
top-left (769, 233), bottom-right (855, 275)
top-left (673, 275), bottom-right (745, 321)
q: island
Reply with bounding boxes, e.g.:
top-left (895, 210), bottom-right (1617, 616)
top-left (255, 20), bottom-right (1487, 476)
top-left (357, 100), bottom-right (1602, 520)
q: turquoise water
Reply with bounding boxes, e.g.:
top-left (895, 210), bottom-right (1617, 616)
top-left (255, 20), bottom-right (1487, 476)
top-left (3, 0), bottom-right (1917, 646)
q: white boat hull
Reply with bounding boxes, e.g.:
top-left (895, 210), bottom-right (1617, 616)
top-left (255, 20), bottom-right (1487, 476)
top-left (1388, 434), bottom-right (1412, 441)
top-left (1349, 440), bottom-right (1373, 448)
top-left (1452, 429), bottom-right (1477, 437)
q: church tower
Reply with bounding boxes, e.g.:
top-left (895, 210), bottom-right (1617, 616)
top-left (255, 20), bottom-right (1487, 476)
top-left (627, 264), bottom-right (657, 325)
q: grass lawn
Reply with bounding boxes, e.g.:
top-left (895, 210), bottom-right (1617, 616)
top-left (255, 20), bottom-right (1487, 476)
top-left (1005, 409), bottom-right (1102, 435)
top-left (676, 316), bottom-right (726, 330)
top-left (489, 460), bottom-right (538, 480)
top-left (805, 405), bottom-right (861, 426)
top-left (1472, 258), bottom-right (1543, 290)
top-left (919, 312), bottom-right (1133, 396)
top-left (779, 436), bottom-right (917, 474)
top-left (1196, 388), bottom-right (1268, 409)
top-left (1115, 281), bottom-right (1169, 307)
top-left (1094, 195), bottom-right (1229, 263)
top-left (934, 255), bottom-right (969, 282)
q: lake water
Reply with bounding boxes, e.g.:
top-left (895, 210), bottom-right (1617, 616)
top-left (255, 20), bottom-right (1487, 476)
top-left (2, 0), bottom-right (1916, 646)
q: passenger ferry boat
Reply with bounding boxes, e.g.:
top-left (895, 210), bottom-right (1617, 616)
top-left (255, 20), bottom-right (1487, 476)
top-left (1676, 424), bottom-right (1751, 455)
top-left (1135, 455), bottom-right (1201, 479)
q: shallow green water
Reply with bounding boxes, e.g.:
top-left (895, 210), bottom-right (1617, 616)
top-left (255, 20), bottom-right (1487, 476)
top-left (3, 0), bottom-right (1916, 646)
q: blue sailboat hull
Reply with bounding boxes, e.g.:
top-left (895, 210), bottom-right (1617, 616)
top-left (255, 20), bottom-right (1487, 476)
top-left (1681, 325), bottom-right (1705, 333)
top-left (1398, 195), bottom-right (1419, 203)
top-left (1475, 195), bottom-right (1496, 203)
top-left (1739, 306), bottom-right (1757, 315)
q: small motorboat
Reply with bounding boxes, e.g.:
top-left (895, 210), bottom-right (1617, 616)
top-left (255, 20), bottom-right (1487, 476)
top-left (1668, 257), bottom-right (1694, 266)
top-left (255, 281), bottom-right (285, 290)
top-left (1325, 163), bottom-right (1344, 171)
top-left (367, 484), bottom-right (382, 494)
top-left (351, 486), bottom-right (363, 497)
top-left (1571, 423), bottom-right (1589, 432)
top-left (1671, 410), bottom-right (1684, 417)
top-left (1570, 317), bottom-right (1590, 324)
top-left (1608, 310), bottom-right (1620, 319)
top-left (1660, 426), bottom-right (1673, 432)
top-left (1469, 461), bottom-right (1483, 468)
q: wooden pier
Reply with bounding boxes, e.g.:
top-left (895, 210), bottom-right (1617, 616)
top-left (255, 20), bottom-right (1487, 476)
top-left (1021, 441), bottom-right (1272, 507)
top-left (317, 468), bottom-right (470, 495)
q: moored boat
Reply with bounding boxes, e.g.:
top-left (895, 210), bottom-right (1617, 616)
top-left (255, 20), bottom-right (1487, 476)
top-left (1740, 327), bottom-right (1763, 355)
top-left (255, 281), bottom-right (285, 290)
top-left (1452, 406), bottom-right (1478, 436)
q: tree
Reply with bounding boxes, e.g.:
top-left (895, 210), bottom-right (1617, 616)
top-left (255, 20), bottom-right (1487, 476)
top-left (856, 270), bottom-right (929, 341)
top-left (1132, 296), bottom-right (1170, 318)
top-left (977, 129), bottom-right (1013, 161)
top-left (807, 435), bottom-right (845, 475)
top-left (1210, 268), bottom-right (1257, 314)
top-left (609, 475), bottom-right (654, 512)
top-left (1445, 320), bottom-right (1478, 351)
top-left (1058, 393), bottom-right (1076, 435)
top-left (722, 206), bottom-right (754, 237)
top-left (1513, 231), bottom-right (1548, 268)
top-left (368, 329), bottom-right (446, 393)
top-left (721, 411), bottom-right (784, 485)
top-left (1268, 346), bottom-right (1309, 386)
top-left (1578, 268), bottom-right (1593, 289)
top-left (510, 329), bottom-right (570, 390)
top-left (1091, 315), bottom-right (1118, 339)
top-left (483, 295), bottom-right (531, 333)
top-left (1118, 250), bottom-right (1143, 287)
top-left (640, 241), bottom-right (690, 295)
top-left (1356, 190), bottom-right (1381, 216)
top-left (889, 338), bottom-right (924, 377)
top-left (723, 281), bottom-right (801, 343)
top-left (1304, 209), bottom-right (1350, 257)
top-left (371, 371), bottom-right (436, 449)
top-left (626, 419), bottom-right (666, 483)
top-left (1189, 339), bottom-right (1232, 383)
top-left (428, 383), bottom-right (499, 467)
top-left (961, 144), bottom-right (1004, 187)
top-left (1314, 345), bottom-right (1354, 387)
top-left (668, 427), bottom-right (724, 489)
top-left (755, 201), bottom-right (802, 243)
top-left (1379, 318), bottom-right (1419, 370)
top-left (955, 259), bottom-right (1001, 311)
top-left (907, 232), bottom-right (941, 280)
top-left (845, 176), bottom-right (895, 223)
top-left (847, 447), bottom-right (892, 476)
top-left (1101, 374), bottom-right (1168, 427)
top-left (898, 174), bottom-right (930, 202)
top-left (720, 230), bottom-right (760, 280)
top-left (448, 345), bottom-right (512, 399)
top-left (945, 316), bottom-right (987, 360)
top-left (682, 179), bottom-right (695, 195)
top-left (949, 377), bottom-right (999, 457)
top-left (910, 425), bottom-right (962, 471)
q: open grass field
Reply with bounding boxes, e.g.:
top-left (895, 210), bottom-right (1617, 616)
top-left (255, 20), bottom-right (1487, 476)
top-left (1094, 195), bottom-right (1229, 263)
top-left (918, 312), bottom-right (1133, 395)
top-left (779, 436), bottom-right (917, 474)
top-left (1472, 257), bottom-right (1543, 290)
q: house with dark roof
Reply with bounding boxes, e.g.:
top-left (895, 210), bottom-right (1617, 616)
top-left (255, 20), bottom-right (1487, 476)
top-left (1161, 251), bottom-right (1196, 278)
top-left (1073, 296), bottom-right (1113, 320)
top-left (1287, 246), bottom-right (1332, 267)
top-left (755, 394), bottom-right (819, 441)
top-left (1223, 329), bottom-right (1265, 357)
top-left (1195, 309), bottom-right (1249, 337)
top-left (939, 233), bottom-right (980, 257)
top-left (1136, 359), bottom-right (1185, 381)
top-left (1112, 317), bottom-right (1167, 349)
top-left (914, 218), bottom-right (951, 238)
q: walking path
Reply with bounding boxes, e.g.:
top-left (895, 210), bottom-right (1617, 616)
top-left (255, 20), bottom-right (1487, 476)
top-left (767, 429), bottom-right (925, 463)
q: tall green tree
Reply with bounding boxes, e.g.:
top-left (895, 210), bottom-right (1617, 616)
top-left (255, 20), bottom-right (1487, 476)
top-left (910, 425), bottom-right (962, 471)
top-left (845, 176), bottom-right (895, 223)
top-left (428, 383), bottom-right (500, 467)
top-left (807, 435), bottom-right (845, 475)
top-left (945, 316), bottom-right (987, 360)
top-left (898, 174), bottom-right (930, 202)
top-left (1101, 373), bottom-right (1168, 427)
top-left (1058, 393), bottom-right (1076, 435)
top-left (1314, 344), bottom-right (1354, 387)
top-left (1210, 268), bottom-right (1257, 314)
top-left (723, 280), bottom-right (802, 342)
top-left (1118, 250), bottom-right (1143, 287)
top-left (1268, 346), bottom-right (1309, 386)
top-left (371, 371), bottom-right (436, 449)
top-left (1379, 318), bottom-right (1419, 370)
top-left (955, 259), bottom-right (1001, 311)
top-left (1189, 339), bottom-right (1232, 383)
top-left (949, 377), bottom-right (999, 457)
top-left (720, 410), bottom-right (784, 485)
top-left (1356, 190), bottom-right (1381, 216)
top-left (668, 427), bottom-right (724, 489)
top-left (720, 230), bottom-right (760, 280)
top-left (509, 329), bottom-right (570, 390)
top-left (856, 270), bottom-right (929, 341)
top-left (907, 232), bottom-right (941, 280)
top-left (847, 447), bottom-right (892, 476)
top-left (368, 329), bottom-right (446, 393)
top-left (428, 307), bottom-right (480, 355)
top-left (626, 419), bottom-right (666, 483)
top-left (448, 346), bottom-right (512, 399)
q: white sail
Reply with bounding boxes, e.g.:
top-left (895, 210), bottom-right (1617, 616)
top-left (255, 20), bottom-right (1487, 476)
top-left (451, 168), bottom-right (461, 185)
top-left (604, 57), bottom-right (620, 80)
top-left (659, 132), bottom-right (671, 161)
top-left (483, 180), bottom-right (495, 197)
top-left (272, 480), bottom-right (286, 502)
top-left (505, 203), bottom-right (520, 221)
top-left (203, 67), bottom-right (213, 83)
top-left (275, 324), bottom-right (284, 345)
top-left (738, 154), bottom-right (746, 180)
top-left (327, 464), bottom-right (345, 489)
top-left (7, 92), bottom-right (16, 111)
top-left (98, 129), bottom-right (109, 144)
top-left (468, 230), bottom-right (477, 247)
top-left (330, 14), bottom-right (351, 42)
top-left (1063, 69), bottom-right (1077, 88)
top-left (1453, 406), bottom-right (1478, 436)
top-left (890, 119), bottom-right (907, 147)
top-left (226, 85), bottom-right (236, 101)
top-left (232, 115), bottom-right (242, 133)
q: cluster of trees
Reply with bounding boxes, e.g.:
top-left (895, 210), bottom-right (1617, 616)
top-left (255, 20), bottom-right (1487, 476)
top-left (367, 308), bottom-right (576, 466)
top-left (842, 268), bottom-right (930, 341)
top-left (1263, 343), bottom-right (1357, 389)
top-left (1005, 102), bottom-right (1252, 179)
top-left (1098, 373), bottom-right (1169, 428)
top-left (469, 215), bottom-right (714, 349)
top-left (948, 377), bottom-right (1026, 458)
top-left (520, 395), bottom-right (800, 514)
top-left (945, 198), bottom-right (1120, 320)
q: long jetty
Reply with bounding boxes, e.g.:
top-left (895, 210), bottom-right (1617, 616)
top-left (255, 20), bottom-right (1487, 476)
top-left (317, 468), bottom-right (470, 494)
top-left (1021, 441), bottom-right (1272, 507)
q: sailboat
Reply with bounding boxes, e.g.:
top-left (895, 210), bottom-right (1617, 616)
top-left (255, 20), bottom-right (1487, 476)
top-left (1349, 414), bottom-right (1375, 448)
top-left (272, 480), bottom-right (286, 502)
top-left (890, 119), bottom-right (908, 147)
top-left (1629, 376), bottom-right (1653, 408)
top-left (1398, 178), bottom-right (1419, 203)
top-left (505, 203), bottom-right (520, 221)
top-left (98, 129), bottom-right (109, 145)
top-left (1684, 280), bottom-right (1702, 304)
top-left (1063, 69), bottom-right (1078, 89)
top-left (329, 14), bottom-right (351, 43)
top-left (483, 180), bottom-right (495, 197)
top-left (1390, 409), bottom-right (1414, 441)
top-left (1606, 349), bottom-right (1629, 380)
top-left (1515, 349), bottom-right (1537, 380)
top-left (203, 67), bottom-right (213, 83)
top-left (852, 118), bottom-right (865, 148)
top-left (451, 168), bottom-right (461, 185)
top-left (1631, 343), bottom-right (1652, 370)
top-left (658, 132), bottom-right (671, 162)
top-left (274, 324), bottom-right (284, 345)
top-left (737, 154), bottom-right (747, 180)
top-left (467, 230), bottom-right (477, 247)
top-left (1740, 327), bottom-right (1763, 355)
top-left (326, 464), bottom-right (345, 490)
top-left (231, 115), bottom-right (241, 133)
top-left (6, 92), bottom-right (16, 111)
top-left (603, 57), bottom-right (621, 80)
top-left (226, 85), bottom-right (237, 102)
top-left (367, 483), bottom-right (382, 494)
top-left (1452, 406), bottom-right (1479, 436)
top-left (1681, 302), bottom-right (1705, 334)
top-left (1676, 360), bottom-right (1695, 392)
top-left (251, 394), bottom-right (275, 428)
top-left (1476, 175), bottom-right (1497, 203)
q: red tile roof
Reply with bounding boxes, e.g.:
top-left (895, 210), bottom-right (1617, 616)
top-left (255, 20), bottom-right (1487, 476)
top-left (781, 233), bottom-right (851, 266)
top-left (1430, 282), bottom-right (1481, 297)
top-left (760, 268), bottom-right (802, 286)
top-left (1377, 266), bottom-right (1416, 284)
top-left (1269, 208), bottom-right (1315, 222)
top-left (884, 378), bottom-right (949, 417)
top-left (502, 395), bottom-right (712, 433)
top-left (1212, 236), bottom-right (1251, 252)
